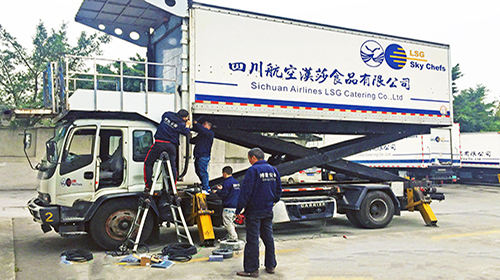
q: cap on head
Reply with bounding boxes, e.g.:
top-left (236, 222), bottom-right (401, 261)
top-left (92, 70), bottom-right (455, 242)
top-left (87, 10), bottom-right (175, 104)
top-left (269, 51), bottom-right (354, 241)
top-left (177, 109), bottom-right (189, 118)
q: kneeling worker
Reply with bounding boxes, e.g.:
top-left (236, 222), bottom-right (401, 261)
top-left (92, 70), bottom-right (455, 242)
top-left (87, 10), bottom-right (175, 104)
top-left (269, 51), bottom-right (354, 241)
top-left (213, 166), bottom-right (240, 241)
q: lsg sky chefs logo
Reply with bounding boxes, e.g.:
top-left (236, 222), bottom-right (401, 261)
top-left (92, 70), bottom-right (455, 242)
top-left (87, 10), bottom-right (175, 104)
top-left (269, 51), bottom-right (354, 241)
top-left (360, 40), bottom-right (446, 72)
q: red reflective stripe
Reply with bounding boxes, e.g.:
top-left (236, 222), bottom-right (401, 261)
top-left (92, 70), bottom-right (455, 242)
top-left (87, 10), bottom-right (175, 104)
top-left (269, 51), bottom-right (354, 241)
top-left (143, 143), bottom-right (155, 188)
top-left (155, 139), bottom-right (171, 143)
top-left (283, 187), bottom-right (331, 192)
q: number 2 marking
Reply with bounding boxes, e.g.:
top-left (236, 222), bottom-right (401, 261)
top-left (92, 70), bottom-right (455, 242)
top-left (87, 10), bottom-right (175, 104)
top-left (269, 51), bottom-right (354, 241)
top-left (45, 212), bottom-right (53, 222)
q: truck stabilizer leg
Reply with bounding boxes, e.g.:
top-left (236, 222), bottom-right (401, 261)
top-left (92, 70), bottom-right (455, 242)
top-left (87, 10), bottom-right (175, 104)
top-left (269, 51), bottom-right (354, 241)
top-left (189, 192), bottom-right (215, 246)
top-left (405, 187), bottom-right (438, 226)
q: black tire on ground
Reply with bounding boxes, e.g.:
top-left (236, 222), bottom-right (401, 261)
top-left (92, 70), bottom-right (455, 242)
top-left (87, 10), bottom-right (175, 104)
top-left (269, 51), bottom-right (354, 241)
top-left (355, 191), bottom-right (395, 229)
top-left (212, 248), bottom-right (234, 259)
top-left (89, 199), bottom-right (154, 250)
top-left (287, 178), bottom-right (295, 184)
top-left (345, 210), bottom-right (363, 228)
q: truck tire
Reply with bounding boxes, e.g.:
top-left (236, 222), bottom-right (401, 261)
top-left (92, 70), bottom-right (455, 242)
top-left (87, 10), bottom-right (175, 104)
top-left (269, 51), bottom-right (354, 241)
top-left (355, 191), bottom-right (394, 229)
top-left (89, 199), bottom-right (154, 250)
top-left (345, 210), bottom-right (363, 228)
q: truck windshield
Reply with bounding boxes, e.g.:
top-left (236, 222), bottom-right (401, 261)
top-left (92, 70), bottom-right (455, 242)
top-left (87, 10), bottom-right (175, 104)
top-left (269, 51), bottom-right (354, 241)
top-left (47, 124), bottom-right (70, 163)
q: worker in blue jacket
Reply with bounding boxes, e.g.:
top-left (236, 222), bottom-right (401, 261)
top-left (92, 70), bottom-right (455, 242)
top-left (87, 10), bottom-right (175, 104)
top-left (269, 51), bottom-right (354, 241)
top-left (190, 120), bottom-right (214, 192)
top-left (143, 109), bottom-right (191, 193)
top-left (236, 147), bottom-right (282, 278)
top-left (213, 165), bottom-right (240, 241)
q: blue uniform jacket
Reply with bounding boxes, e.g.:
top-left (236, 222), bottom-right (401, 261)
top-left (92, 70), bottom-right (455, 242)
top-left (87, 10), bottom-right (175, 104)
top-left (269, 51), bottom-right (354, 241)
top-left (154, 111), bottom-right (190, 146)
top-left (218, 176), bottom-right (241, 208)
top-left (190, 122), bottom-right (215, 157)
top-left (236, 160), bottom-right (282, 216)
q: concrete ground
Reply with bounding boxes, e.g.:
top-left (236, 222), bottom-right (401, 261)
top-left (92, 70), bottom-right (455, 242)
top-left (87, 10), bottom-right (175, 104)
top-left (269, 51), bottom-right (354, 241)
top-left (2, 184), bottom-right (500, 279)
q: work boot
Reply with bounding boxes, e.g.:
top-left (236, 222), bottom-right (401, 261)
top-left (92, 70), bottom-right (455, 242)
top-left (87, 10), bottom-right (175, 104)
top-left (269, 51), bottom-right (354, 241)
top-left (236, 271), bottom-right (259, 278)
top-left (265, 267), bottom-right (275, 274)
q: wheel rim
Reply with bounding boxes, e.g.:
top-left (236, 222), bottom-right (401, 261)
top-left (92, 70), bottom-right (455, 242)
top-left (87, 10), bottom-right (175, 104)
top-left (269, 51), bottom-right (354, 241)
top-left (105, 209), bottom-right (136, 241)
top-left (369, 198), bottom-right (388, 222)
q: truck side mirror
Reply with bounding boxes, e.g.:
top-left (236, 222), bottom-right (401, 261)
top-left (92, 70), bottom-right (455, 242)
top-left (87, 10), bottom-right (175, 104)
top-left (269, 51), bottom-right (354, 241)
top-left (24, 133), bottom-right (32, 150)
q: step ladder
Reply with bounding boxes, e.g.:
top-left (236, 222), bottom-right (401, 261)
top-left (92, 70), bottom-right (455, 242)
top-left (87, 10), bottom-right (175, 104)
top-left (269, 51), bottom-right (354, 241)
top-left (157, 153), bottom-right (194, 245)
top-left (118, 152), bottom-right (192, 254)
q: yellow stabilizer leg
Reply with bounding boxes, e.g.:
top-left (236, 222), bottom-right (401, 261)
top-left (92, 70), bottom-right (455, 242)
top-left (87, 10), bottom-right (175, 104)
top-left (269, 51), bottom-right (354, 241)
top-left (416, 202), bottom-right (438, 226)
top-left (405, 187), bottom-right (438, 226)
top-left (196, 213), bottom-right (215, 242)
top-left (193, 193), bottom-right (215, 245)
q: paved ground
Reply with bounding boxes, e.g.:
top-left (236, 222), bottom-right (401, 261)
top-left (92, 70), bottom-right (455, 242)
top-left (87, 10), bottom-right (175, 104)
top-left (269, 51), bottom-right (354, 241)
top-left (2, 184), bottom-right (500, 279)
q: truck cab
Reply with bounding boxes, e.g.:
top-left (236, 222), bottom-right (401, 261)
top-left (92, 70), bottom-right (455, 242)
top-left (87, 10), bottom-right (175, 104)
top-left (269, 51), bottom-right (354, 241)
top-left (28, 114), bottom-right (160, 248)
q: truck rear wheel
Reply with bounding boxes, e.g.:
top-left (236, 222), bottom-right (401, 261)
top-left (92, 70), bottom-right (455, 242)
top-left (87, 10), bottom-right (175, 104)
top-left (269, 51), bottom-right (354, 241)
top-left (354, 191), bottom-right (394, 229)
top-left (89, 199), bottom-right (154, 250)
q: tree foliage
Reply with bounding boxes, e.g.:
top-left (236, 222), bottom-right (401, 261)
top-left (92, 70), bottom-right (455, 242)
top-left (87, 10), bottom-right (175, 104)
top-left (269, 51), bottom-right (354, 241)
top-left (451, 64), bottom-right (500, 132)
top-left (0, 21), bottom-right (110, 110)
top-left (451, 63), bottom-right (463, 95)
top-left (71, 53), bottom-right (146, 93)
top-left (453, 85), bottom-right (499, 132)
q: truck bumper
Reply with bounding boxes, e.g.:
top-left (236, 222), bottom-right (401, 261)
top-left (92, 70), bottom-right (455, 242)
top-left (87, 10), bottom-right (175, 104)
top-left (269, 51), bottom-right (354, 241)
top-left (280, 196), bottom-right (336, 222)
top-left (27, 197), bottom-right (60, 233)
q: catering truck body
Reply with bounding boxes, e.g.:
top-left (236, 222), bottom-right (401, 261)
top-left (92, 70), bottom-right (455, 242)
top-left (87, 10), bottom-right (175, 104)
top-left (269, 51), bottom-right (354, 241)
top-left (458, 132), bottom-right (500, 184)
top-left (23, 0), bottom-right (452, 249)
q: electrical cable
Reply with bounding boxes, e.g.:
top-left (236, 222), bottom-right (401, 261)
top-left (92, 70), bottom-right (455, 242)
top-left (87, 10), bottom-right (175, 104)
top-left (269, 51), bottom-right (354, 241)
top-left (161, 243), bottom-right (197, 262)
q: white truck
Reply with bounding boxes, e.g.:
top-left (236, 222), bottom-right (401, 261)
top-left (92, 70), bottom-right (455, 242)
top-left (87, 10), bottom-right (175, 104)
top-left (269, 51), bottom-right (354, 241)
top-left (314, 124), bottom-right (460, 183)
top-left (23, 0), bottom-right (451, 249)
top-left (458, 132), bottom-right (500, 184)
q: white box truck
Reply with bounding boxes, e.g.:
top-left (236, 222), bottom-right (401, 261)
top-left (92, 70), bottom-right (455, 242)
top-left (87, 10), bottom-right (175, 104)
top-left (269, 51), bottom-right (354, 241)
top-left (21, 0), bottom-right (452, 249)
top-left (458, 132), bottom-right (500, 184)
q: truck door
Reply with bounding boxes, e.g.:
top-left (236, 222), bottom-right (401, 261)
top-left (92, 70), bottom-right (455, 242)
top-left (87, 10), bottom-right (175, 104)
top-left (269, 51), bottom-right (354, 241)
top-left (57, 126), bottom-right (98, 205)
top-left (98, 128), bottom-right (125, 188)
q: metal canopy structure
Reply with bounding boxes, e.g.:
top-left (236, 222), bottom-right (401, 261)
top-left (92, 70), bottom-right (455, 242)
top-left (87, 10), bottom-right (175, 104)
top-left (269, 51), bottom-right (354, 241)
top-left (75, 0), bottom-right (186, 47)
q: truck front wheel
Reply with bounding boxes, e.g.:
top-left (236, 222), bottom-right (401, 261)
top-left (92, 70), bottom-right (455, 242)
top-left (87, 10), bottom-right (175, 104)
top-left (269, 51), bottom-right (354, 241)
top-left (89, 199), bottom-right (154, 250)
top-left (353, 191), bottom-right (394, 229)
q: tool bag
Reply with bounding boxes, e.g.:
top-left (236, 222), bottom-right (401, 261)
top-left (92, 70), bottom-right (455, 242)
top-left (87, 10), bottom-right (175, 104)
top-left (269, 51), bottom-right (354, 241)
top-left (60, 249), bottom-right (93, 262)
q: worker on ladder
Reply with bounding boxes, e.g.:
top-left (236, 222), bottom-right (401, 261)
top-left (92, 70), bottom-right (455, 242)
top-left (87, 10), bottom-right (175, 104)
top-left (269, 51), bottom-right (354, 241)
top-left (143, 109), bottom-right (191, 195)
top-left (190, 120), bottom-right (215, 193)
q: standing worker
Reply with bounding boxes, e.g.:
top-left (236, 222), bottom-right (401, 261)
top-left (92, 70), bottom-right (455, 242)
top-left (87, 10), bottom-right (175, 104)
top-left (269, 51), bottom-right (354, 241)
top-left (190, 120), bottom-right (214, 192)
top-left (143, 109), bottom-right (191, 193)
top-left (236, 148), bottom-right (282, 278)
top-left (213, 166), bottom-right (240, 241)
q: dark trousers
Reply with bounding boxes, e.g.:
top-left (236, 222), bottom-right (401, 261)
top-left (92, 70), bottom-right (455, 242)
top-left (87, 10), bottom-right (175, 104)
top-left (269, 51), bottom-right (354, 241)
top-left (144, 141), bottom-right (177, 191)
top-left (244, 211), bottom-right (277, 272)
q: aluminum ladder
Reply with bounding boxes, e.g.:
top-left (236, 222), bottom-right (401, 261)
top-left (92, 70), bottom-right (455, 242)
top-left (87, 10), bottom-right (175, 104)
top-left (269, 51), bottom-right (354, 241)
top-left (118, 153), bottom-right (193, 254)
top-left (156, 153), bottom-right (194, 245)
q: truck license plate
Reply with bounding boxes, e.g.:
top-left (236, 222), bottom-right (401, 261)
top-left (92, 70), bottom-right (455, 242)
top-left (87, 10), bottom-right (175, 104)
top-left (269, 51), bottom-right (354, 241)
top-left (300, 202), bottom-right (326, 208)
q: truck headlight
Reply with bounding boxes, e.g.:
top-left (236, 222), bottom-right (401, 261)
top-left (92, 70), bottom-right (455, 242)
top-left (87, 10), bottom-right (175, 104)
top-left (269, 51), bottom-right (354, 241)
top-left (38, 192), bottom-right (51, 204)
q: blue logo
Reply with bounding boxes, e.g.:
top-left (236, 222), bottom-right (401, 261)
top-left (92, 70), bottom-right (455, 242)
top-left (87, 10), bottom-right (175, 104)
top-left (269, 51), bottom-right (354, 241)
top-left (360, 40), bottom-right (384, 67)
top-left (385, 44), bottom-right (406, 70)
top-left (360, 41), bottom-right (409, 70)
